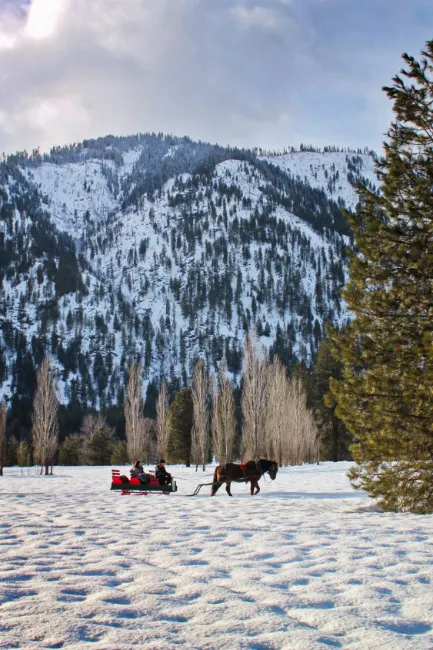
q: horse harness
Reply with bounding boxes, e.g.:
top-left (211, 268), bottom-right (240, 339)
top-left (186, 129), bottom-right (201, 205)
top-left (241, 461), bottom-right (261, 480)
top-left (218, 460), bottom-right (264, 483)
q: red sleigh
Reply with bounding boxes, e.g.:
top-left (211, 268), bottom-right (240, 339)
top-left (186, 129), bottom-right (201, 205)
top-left (110, 469), bottom-right (177, 495)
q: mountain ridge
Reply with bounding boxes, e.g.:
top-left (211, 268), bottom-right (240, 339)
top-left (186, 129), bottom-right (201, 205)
top-left (0, 132), bottom-right (378, 414)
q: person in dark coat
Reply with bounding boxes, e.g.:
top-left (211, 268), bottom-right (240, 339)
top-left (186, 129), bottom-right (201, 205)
top-left (155, 459), bottom-right (172, 485)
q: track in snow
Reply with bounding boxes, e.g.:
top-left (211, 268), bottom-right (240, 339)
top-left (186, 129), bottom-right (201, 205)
top-left (0, 462), bottom-right (432, 649)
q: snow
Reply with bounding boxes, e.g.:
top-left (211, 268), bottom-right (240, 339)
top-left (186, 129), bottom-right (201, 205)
top-left (1, 462), bottom-right (432, 649)
top-left (119, 148), bottom-right (143, 177)
top-left (25, 161), bottom-right (117, 237)
top-left (262, 151), bottom-right (379, 210)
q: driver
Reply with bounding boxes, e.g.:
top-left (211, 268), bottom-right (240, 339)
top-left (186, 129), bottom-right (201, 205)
top-left (155, 458), bottom-right (172, 486)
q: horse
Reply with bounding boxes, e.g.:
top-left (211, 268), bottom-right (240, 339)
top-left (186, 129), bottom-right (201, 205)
top-left (211, 459), bottom-right (278, 497)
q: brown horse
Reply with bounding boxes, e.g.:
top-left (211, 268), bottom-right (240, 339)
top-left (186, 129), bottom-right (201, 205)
top-left (211, 459), bottom-right (278, 497)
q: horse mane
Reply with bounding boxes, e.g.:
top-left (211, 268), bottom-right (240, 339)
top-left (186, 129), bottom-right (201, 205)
top-left (258, 458), bottom-right (277, 471)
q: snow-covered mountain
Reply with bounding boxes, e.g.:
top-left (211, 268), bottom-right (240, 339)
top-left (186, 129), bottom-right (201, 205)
top-left (262, 149), bottom-right (378, 210)
top-left (0, 134), bottom-right (378, 408)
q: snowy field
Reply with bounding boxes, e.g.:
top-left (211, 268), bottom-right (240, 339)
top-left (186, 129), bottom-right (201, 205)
top-left (0, 463), bottom-right (432, 650)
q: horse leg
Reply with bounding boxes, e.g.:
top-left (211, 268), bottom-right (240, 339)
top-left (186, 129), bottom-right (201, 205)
top-left (226, 482), bottom-right (233, 497)
top-left (211, 481), bottom-right (222, 496)
top-left (250, 480), bottom-right (260, 495)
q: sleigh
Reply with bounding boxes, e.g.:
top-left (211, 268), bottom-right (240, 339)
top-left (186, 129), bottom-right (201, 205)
top-left (111, 469), bottom-right (177, 495)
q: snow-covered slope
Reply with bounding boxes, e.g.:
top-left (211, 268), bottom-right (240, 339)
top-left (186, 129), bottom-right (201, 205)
top-left (0, 135), bottom-right (378, 406)
top-left (25, 148), bottom-right (145, 238)
top-left (26, 161), bottom-right (117, 237)
top-left (262, 150), bottom-right (378, 210)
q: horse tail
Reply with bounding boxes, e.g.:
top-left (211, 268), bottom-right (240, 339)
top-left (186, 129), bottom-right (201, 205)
top-left (211, 465), bottom-right (223, 496)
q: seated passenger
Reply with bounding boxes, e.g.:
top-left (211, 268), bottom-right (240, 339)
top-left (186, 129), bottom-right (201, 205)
top-left (155, 458), bottom-right (172, 485)
top-left (130, 460), bottom-right (150, 484)
top-left (130, 460), bottom-right (142, 478)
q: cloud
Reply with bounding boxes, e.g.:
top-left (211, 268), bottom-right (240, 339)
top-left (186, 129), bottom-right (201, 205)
top-left (0, 0), bottom-right (27, 49)
top-left (25, 0), bottom-right (68, 39)
top-left (0, 0), bottom-right (432, 155)
top-left (229, 5), bottom-right (282, 30)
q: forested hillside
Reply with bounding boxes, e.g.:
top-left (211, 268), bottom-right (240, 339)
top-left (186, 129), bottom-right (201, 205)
top-left (0, 133), bottom-right (377, 440)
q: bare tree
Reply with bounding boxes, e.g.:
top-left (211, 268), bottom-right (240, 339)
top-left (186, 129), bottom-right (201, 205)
top-left (140, 417), bottom-right (156, 464)
top-left (32, 356), bottom-right (59, 475)
top-left (0, 400), bottom-right (6, 476)
top-left (241, 332), bottom-right (268, 460)
top-left (283, 378), bottom-right (318, 465)
top-left (288, 377), bottom-right (304, 465)
top-left (191, 358), bottom-right (209, 471)
top-left (156, 380), bottom-right (169, 459)
top-left (212, 359), bottom-right (236, 464)
top-left (292, 378), bottom-right (318, 464)
top-left (80, 413), bottom-right (107, 440)
top-left (125, 362), bottom-right (146, 462)
top-left (264, 363), bottom-right (318, 466)
top-left (211, 373), bottom-right (222, 462)
top-left (265, 357), bottom-right (288, 464)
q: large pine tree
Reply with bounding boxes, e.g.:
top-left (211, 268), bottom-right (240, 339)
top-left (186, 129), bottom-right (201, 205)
top-left (330, 41), bottom-right (433, 513)
top-left (167, 388), bottom-right (193, 466)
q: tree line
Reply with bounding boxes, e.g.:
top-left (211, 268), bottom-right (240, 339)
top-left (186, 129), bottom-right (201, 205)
top-left (0, 331), bottom-right (349, 475)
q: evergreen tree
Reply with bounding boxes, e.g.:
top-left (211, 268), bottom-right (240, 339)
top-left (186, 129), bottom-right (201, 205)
top-left (58, 435), bottom-right (82, 465)
top-left (6, 435), bottom-right (18, 466)
top-left (86, 425), bottom-right (116, 465)
top-left (55, 251), bottom-right (82, 296)
top-left (144, 381), bottom-right (158, 419)
top-left (17, 440), bottom-right (31, 467)
top-left (313, 338), bottom-right (351, 461)
top-left (0, 401), bottom-right (6, 475)
top-left (330, 41), bottom-right (433, 513)
top-left (167, 388), bottom-right (193, 466)
top-left (110, 440), bottom-right (129, 465)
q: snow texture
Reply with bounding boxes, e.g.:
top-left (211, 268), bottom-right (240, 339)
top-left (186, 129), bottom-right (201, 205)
top-left (263, 151), bottom-right (378, 210)
top-left (26, 161), bottom-right (117, 238)
top-left (0, 462), bottom-right (432, 649)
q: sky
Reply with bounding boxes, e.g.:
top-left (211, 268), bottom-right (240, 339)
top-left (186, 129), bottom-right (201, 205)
top-left (0, 0), bottom-right (432, 155)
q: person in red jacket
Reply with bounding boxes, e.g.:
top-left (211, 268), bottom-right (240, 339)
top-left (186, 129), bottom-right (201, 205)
top-left (155, 459), bottom-right (172, 486)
